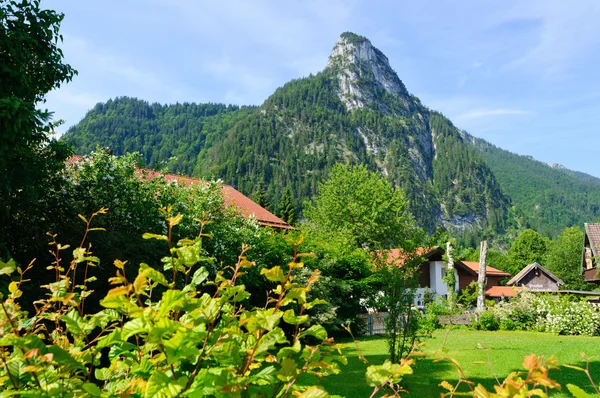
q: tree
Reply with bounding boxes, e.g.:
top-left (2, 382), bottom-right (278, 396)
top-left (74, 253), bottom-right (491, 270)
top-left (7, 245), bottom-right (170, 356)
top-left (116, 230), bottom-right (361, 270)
top-left (0, 0), bottom-right (77, 257)
top-left (278, 187), bottom-right (295, 225)
top-left (304, 164), bottom-right (414, 250)
top-left (252, 181), bottom-right (270, 210)
top-left (507, 229), bottom-right (547, 276)
top-left (545, 227), bottom-right (587, 290)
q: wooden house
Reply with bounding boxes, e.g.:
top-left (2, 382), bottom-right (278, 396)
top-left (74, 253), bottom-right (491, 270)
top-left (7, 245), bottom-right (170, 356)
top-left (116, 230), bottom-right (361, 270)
top-left (507, 262), bottom-right (563, 291)
top-left (582, 223), bottom-right (600, 283)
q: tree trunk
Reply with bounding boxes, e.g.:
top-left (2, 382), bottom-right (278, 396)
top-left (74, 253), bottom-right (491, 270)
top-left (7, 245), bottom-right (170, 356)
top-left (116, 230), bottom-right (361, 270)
top-left (477, 241), bottom-right (488, 312)
top-left (446, 241), bottom-right (455, 309)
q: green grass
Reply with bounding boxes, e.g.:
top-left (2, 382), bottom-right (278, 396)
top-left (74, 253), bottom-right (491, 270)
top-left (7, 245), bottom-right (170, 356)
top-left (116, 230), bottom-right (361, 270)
top-left (317, 329), bottom-right (600, 397)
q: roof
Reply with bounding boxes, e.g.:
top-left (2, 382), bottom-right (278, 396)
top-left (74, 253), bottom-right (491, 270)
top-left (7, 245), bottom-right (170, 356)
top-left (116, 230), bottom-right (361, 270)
top-left (486, 286), bottom-right (521, 298)
top-left (380, 246), bottom-right (444, 266)
top-left (67, 155), bottom-right (292, 229)
top-left (507, 262), bottom-right (564, 286)
top-left (585, 223), bottom-right (600, 259)
top-left (457, 261), bottom-right (511, 277)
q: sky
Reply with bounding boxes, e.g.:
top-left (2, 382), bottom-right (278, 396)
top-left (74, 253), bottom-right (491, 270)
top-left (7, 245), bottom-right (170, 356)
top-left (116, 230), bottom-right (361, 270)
top-left (44, 0), bottom-right (600, 177)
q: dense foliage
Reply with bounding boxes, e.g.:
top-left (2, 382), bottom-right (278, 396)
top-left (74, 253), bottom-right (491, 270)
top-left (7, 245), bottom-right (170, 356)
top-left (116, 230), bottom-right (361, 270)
top-left (63, 97), bottom-right (255, 176)
top-left (470, 134), bottom-right (600, 237)
top-left (0, 0), bottom-right (76, 257)
top-left (0, 214), bottom-right (352, 396)
top-left (545, 227), bottom-right (587, 289)
top-left (304, 164), bottom-right (415, 250)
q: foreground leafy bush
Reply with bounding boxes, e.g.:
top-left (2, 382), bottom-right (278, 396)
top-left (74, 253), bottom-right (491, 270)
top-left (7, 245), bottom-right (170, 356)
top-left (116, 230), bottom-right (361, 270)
top-left (0, 211), bottom-right (347, 396)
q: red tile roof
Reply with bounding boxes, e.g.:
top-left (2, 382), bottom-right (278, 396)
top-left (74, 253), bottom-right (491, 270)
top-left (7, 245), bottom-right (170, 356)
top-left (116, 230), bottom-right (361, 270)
top-left (459, 261), bottom-right (511, 277)
top-left (486, 286), bottom-right (521, 298)
top-left (67, 155), bottom-right (292, 229)
top-left (380, 246), bottom-right (443, 266)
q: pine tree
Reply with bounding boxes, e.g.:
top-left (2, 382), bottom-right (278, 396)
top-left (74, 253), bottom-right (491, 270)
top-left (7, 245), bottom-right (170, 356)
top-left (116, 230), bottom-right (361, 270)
top-left (278, 188), bottom-right (296, 225)
top-left (253, 182), bottom-right (270, 210)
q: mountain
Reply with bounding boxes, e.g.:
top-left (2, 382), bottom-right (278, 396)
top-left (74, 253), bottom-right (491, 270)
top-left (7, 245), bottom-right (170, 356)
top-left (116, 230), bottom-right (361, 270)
top-left (63, 32), bottom-right (510, 234)
top-left (467, 134), bottom-right (600, 236)
top-left (63, 32), bottom-right (600, 238)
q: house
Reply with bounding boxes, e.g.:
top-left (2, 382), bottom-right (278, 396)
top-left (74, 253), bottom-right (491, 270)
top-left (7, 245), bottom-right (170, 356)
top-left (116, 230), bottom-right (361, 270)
top-left (507, 262), bottom-right (563, 291)
top-left (485, 262), bottom-right (564, 302)
top-left (67, 155), bottom-right (292, 230)
top-left (582, 223), bottom-right (600, 283)
top-left (382, 246), bottom-right (511, 306)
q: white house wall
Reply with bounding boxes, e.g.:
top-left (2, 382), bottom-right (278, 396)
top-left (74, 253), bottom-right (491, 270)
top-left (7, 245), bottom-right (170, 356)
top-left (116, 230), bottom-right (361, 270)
top-left (429, 260), bottom-right (459, 298)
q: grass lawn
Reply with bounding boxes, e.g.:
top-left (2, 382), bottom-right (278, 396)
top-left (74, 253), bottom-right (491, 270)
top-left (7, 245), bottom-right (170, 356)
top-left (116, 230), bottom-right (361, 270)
top-left (316, 329), bottom-right (600, 397)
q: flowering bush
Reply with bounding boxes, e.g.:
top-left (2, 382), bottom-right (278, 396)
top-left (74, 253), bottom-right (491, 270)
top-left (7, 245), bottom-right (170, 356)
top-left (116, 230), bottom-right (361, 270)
top-left (494, 291), bottom-right (600, 336)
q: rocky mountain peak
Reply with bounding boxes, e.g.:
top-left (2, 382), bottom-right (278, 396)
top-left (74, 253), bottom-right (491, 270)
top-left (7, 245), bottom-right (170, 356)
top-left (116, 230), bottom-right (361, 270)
top-left (326, 32), bottom-right (410, 113)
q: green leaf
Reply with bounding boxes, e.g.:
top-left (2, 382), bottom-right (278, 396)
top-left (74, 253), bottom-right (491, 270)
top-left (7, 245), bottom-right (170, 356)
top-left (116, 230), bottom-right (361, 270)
top-left (567, 384), bottom-right (590, 398)
top-left (142, 232), bottom-right (168, 241)
top-left (282, 287), bottom-right (307, 306)
top-left (300, 324), bottom-right (327, 341)
top-left (82, 382), bottom-right (102, 397)
top-left (283, 309), bottom-right (308, 325)
top-left (365, 360), bottom-right (413, 387)
top-left (244, 309), bottom-right (283, 332)
top-left (95, 368), bottom-right (111, 381)
top-left (191, 267), bottom-right (209, 285)
top-left (0, 259), bottom-right (17, 276)
top-left (62, 309), bottom-right (84, 337)
top-left (122, 318), bottom-right (148, 340)
top-left (145, 370), bottom-right (184, 398)
top-left (276, 358), bottom-right (298, 382)
top-left (163, 331), bottom-right (200, 363)
top-left (157, 290), bottom-right (187, 317)
top-left (261, 266), bottom-right (286, 282)
top-left (304, 298), bottom-right (328, 310)
top-left (295, 386), bottom-right (330, 398)
top-left (72, 247), bottom-right (86, 263)
top-left (168, 214), bottom-right (184, 227)
top-left (47, 345), bottom-right (85, 370)
top-left (140, 263), bottom-right (169, 286)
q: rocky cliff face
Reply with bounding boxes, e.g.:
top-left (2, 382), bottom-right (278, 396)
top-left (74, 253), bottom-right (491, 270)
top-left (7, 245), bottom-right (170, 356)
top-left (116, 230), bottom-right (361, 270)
top-left (322, 32), bottom-right (509, 231)
top-left (327, 32), bottom-right (410, 114)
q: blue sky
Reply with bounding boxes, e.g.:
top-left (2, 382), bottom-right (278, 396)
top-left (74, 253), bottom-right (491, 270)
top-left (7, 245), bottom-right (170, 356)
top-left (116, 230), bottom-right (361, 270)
top-left (45, 0), bottom-right (600, 177)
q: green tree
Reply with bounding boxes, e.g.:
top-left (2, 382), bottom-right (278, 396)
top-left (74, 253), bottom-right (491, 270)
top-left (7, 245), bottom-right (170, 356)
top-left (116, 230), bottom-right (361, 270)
top-left (252, 181), bottom-right (270, 210)
top-left (304, 164), bottom-right (414, 250)
top-left (278, 188), bottom-right (296, 225)
top-left (0, 0), bottom-right (76, 256)
top-left (545, 227), bottom-right (587, 290)
top-left (507, 229), bottom-right (547, 276)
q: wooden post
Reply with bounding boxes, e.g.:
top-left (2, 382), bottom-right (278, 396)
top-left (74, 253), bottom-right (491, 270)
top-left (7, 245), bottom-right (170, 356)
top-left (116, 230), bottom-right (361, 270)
top-left (446, 241), bottom-right (455, 309)
top-left (477, 241), bottom-right (488, 312)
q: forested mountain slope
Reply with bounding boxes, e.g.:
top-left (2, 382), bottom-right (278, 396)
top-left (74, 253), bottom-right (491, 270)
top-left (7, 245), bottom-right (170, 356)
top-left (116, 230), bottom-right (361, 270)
top-left (467, 134), bottom-right (600, 236)
top-left (64, 32), bottom-right (510, 234)
top-left (65, 99), bottom-right (255, 176)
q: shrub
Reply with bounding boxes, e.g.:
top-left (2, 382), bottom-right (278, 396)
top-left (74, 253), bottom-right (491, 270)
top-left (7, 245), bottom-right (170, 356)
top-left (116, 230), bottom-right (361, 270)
top-left (0, 211), bottom-right (347, 396)
top-left (500, 318), bottom-right (516, 331)
top-left (494, 291), bottom-right (600, 336)
top-left (477, 311), bottom-right (499, 331)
